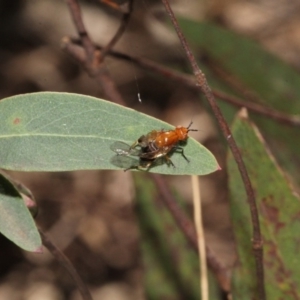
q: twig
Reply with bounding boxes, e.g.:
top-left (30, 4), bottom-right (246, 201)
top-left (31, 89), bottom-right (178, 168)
top-left (65, 0), bottom-right (95, 61)
top-left (205, 56), bottom-right (265, 105)
top-left (102, 48), bottom-right (300, 128)
top-left (151, 174), bottom-right (230, 294)
top-left (39, 229), bottom-right (93, 300)
top-left (100, 0), bottom-right (134, 60)
top-left (212, 90), bottom-right (300, 127)
top-left (64, 0), bottom-right (125, 105)
top-left (160, 1), bottom-right (266, 299)
top-left (100, 0), bottom-right (131, 13)
top-left (191, 175), bottom-right (208, 300)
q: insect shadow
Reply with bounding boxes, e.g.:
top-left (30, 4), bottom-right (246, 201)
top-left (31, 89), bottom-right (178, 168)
top-left (110, 141), bottom-right (165, 171)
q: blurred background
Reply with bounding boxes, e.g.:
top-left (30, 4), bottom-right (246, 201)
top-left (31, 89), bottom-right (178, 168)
top-left (0, 0), bottom-right (300, 299)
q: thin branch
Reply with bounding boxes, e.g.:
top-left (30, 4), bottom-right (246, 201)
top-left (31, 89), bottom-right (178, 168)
top-left (160, 1), bottom-right (266, 299)
top-left (65, 0), bottom-right (95, 61)
top-left (151, 174), bottom-right (231, 294)
top-left (64, 0), bottom-right (125, 105)
top-left (100, 0), bottom-right (131, 13)
top-left (212, 90), bottom-right (300, 127)
top-left (100, 0), bottom-right (134, 60)
top-left (101, 47), bottom-right (300, 128)
top-left (39, 229), bottom-right (93, 300)
top-left (191, 175), bottom-right (208, 300)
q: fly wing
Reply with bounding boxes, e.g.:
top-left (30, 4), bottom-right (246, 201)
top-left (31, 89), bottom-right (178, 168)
top-left (110, 141), bottom-right (141, 156)
top-left (110, 155), bottom-right (140, 169)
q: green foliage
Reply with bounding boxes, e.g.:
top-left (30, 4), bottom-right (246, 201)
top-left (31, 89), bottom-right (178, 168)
top-left (177, 18), bottom-right (300, 297)
top-left (134, 174), bottom-right (220, 300)
top-left (179, 18), bottom-right (300, 183)
top-left (0, 172), bottom-right (41, 251)
top-left (228, 110), bottom-right (300, 299)
top-left (0, 92), bottom-right (219, 175)
top-left (179, 19), bottom-right (300, 111)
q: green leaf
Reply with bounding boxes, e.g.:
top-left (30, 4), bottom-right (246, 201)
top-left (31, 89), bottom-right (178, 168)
top-left (179, 19), bottom-right (300, 112)
top-left (0, 92), bottom-right (219, 175)
top-left (179, 18), bottom-right (300, 183)
top-left (0, 172), bottom-right (41, 252)
top-left (228, 109), bottom-right (300, 299)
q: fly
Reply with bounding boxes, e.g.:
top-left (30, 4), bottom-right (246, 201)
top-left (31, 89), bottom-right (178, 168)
top-left (110, 122), bottom-right (197, 171)
top-left (130, 121), bottom-right (197, 167)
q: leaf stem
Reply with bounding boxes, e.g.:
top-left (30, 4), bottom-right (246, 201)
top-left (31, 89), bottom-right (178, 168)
top-left (160, 0), bottom-right (266, 299)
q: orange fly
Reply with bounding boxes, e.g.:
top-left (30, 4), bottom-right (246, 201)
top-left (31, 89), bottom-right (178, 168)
top-left (110, 122), bottom-right (197, 170)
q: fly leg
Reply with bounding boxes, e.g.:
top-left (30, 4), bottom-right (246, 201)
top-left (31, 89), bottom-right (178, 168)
top-left (139, 159), bottom-right (155, 170)
top-left (129, 140), bottom-right (139, 150)
top-left (130, 135), bottom-right (148, 149)
top-left (174, 146), bottom-right (190, 163)
top-left (124, 158), bottom-right (154, 172)
top-left (164, 155), bottom-right (176, 167)
top-left (124, 164), bottom-right (138, 172)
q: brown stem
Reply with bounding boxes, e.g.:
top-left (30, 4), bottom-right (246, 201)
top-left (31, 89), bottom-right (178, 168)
top-left (212, 90), bottom-right (300, 128)
top-left (65, 0), bottom-right (95, 61)
top-left (160, 0), bottom-right (265, 299)
top-left (39, 229), bottom-right (93, 300)
top-left (100, 0), bottom-right (134, 60)
top-left (151, 174), bottom-right (231, 294)
top-left (96, 47), bottom-right (300, 128)
top-left (64, 0), bottom-right (125, 105)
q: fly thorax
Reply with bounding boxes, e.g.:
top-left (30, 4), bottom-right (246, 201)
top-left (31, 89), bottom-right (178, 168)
top-left (176, 127), bottom-right (188, 141)
top-left (148, 141), bottom-right (159, 151)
